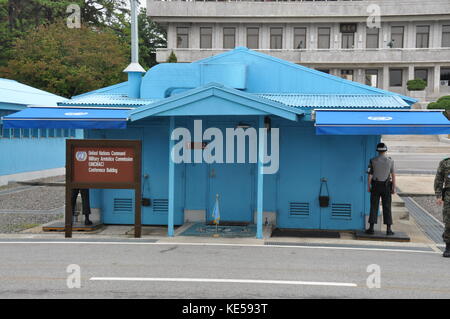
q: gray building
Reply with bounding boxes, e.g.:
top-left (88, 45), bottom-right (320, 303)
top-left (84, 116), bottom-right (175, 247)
top-left (147, 0), bottom-right (450, 101)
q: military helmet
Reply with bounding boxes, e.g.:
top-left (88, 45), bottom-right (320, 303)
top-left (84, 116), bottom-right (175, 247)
top-left (376, 143), bottom-right (388, 152)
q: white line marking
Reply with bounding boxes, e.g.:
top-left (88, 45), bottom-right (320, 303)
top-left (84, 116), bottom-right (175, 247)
top-left (0, 241), bottom-right (438, 254)
top-left (89, 277), bottom-right (357, 287)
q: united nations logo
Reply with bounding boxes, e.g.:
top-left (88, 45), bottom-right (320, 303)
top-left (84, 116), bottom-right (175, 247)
top-left (75, 151), bottom-right (87, 162)
top-left (368, 116), bottom-right (393, 121)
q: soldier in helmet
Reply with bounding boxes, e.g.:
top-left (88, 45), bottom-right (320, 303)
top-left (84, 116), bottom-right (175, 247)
top-left (366, 143), bottom-right (396, 236)
top-left (434, 157), bottom-right (450, 258)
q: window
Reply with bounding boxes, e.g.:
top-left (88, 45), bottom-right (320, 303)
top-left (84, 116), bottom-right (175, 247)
top-left (31, 128), bottom-right (39, 138)
top-left (47, 128), bottom-right (55, 138)
top-left (416, 25), bottom-right (430, 48)
top-left (12, 128), bottom-right (21, 138)
top-left (340, 24), bottom-right (356, 49)
top-left (200, 27), bottom-right (212, 49)
top-left (365, 69), bottom-right (379, 87)
top-left (414, 68), bottom-right (428, 84)
top-left (442, 25), bottom-right (450, 47)
top-left (318, 27), bottom-right (331, 49)
top-left (1, 126), bottom-right (10, 138)
top-left (390, 26), bottom-right (404, 48)
top-left (294, 27), bottom-right (307, 49)
top-left (223, 27), bottom-right (236, 49)
top-left (22, 129), bottom-right (30, 138)
top-left (366, 27), bottom-right (379, 49)
top-left (316, 69), bottom-right (330, 74)
top-left (247, 28), bottom-right (259, 49)
top-left (40, 128), bottom-right (47, 138)
top-left (176, 27), bottom-right (189, 48)
top-left (390, 69), bottom-right (403, 87)
top-left (70, 129), bottom-right (76, 137)
top-left (441, 68), bottom-right (450, 86)
top-left (340, 70), bottom-right (354, 81)
top-left (270, 27), bottom-right (283, 49)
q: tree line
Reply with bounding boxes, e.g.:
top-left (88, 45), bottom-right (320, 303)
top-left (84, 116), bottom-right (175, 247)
top-left (0, 0), bottom-right (167, 97)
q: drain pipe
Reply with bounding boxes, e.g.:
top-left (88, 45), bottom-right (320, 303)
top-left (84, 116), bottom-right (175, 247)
top-left (123, 0), bottom-right (145, 98)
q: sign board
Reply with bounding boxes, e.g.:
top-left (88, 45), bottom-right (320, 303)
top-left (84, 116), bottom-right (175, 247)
top-left (65, 139), bottom-right (142, 238)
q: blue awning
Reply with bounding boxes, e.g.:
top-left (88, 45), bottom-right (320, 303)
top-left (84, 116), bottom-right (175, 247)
top-left (2, 107), bottom-right (128, 129)
top-left (315, 110), bottom-right (450, 135)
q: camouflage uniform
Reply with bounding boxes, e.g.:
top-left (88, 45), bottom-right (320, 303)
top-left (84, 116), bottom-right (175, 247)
top-left (434, 158), bottom-right (450, 244)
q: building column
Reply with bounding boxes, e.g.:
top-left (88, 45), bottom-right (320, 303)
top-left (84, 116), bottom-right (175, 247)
top-left (168, 116), bottom-right (175, 237)
top-left (256, 116), bottom-right (265, 239)
top-left (434, 65), bottom-right (441, 95)
top-left (382, 66), bottom-right (389, 90)
top-left (408, 65), bottom-right (415, 81)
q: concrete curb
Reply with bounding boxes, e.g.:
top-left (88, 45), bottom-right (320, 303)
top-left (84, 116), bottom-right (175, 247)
top-left (438, 135), bottom-right (450, 144)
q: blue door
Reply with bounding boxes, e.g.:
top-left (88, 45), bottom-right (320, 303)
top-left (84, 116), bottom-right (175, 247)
top-left (206, 122), bottom-right (255, 223)
top-left (277, 126), bottom-right (321, 229)
top-left (319, 135), bottom-right (366, 230)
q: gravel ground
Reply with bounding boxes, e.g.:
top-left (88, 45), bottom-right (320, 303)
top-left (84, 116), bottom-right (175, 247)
top-left (410, 196), bottom-right (444, 223)
top-left (0, 175), bottom-right (65, 233)
top-left (0, 213), bottom-right (63, 233)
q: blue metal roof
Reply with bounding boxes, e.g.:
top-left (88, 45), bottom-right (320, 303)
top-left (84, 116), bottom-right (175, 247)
top-left (60, 94), bottom-right (156, 107)
top-left (256, 94), bottom-right (409, 109)
top-left (0, 78), bottom-right (67, 109)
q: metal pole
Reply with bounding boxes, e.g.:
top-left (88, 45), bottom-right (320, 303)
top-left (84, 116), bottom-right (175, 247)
top-left (130, 0), bottom-right (139, 64)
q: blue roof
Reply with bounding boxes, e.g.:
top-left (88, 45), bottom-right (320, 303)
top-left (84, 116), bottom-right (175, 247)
top-left (72, 81), bottom-right (129, 98)
top-left (61, 93), bottom-right (156, 107)
top-left (0, 78), bottom-right (66, 109)
top-left (257, 94), bottom-right (409, 109)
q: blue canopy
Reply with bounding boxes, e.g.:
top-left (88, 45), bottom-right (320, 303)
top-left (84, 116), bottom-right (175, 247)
top-left (315, 110), bottom-right (450, 135)
top-left (2, 107), bottom-right (128, 129)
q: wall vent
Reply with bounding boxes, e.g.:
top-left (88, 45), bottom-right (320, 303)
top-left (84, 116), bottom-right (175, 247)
top-left (331, 203), bottom-right (352, 219)
top-left (113, 198), bottom-right (133, 213)
top-left (153, 199), bottom-right (169, 213)
top-left (289, 202), bottom-right (309, 217)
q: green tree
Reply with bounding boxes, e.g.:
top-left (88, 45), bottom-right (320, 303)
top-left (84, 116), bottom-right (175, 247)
top-left (0, 21), bottom-right (128, 97)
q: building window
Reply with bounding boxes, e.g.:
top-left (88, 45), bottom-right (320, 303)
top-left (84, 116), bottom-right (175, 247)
top-left (442, 25), bottom-right (450, 47)
top-left (441, 68), bottom-right (450, 86)
top-left (365, 69), bottom-right (379, 87)
top-left (318, 27), bottom-right (331, 49)
top-left (340, 70), bottom-right (354, 81)
top-left (40, 128), bottom-right (47, 138)
top-left (176, 27), bottom-right (189, 48)
top-left (414, 68), bottom-right (428, 84)
top-left (416, 25), bottom-right (430, 48)
top-left (390, 69), bottom-right (403, 87)
top-left (22, 129), bottom-right (30, 138)
top-left (366, 27), bottom-right (379, 49)
top-left (247, 27), bottom-right (259, 49)
top-left (223, 27), bottom-right (236, 49)
top-left (270, 27), bottom-right (283, 49)
top-left (340, 23), bottom-right (356, 49)
top-left (294, 27), bottom-right (307, 49)
top-left (316, 69), bottom-right (330, 74)
top-left (200, 27), bottom-right (212, 49)
top-left (390, 26), bottom-right (404, 48)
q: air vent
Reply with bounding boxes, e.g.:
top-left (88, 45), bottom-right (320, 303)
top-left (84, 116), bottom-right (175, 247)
top-left (113, 198), bottom-right (133, 213)
top-left (153, 199), bottom-right (169, 213)
top-left (331, 203), bottom-right (352, 219)
top-left (289, 202), bottom-right (309, 217)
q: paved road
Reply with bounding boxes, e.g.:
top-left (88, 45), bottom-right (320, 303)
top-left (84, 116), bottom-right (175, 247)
top-left (0, 240), bottom-right (449, 299)
top-left (390, 153), bottom-right (448, 174)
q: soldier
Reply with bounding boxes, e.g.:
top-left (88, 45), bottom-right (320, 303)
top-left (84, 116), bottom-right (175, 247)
top-left (366, 143), bottom-right (396, 236)
top-left (71, 188), bottom-right (93, 225)
top-left (434, 157), bottom-right (450, 258)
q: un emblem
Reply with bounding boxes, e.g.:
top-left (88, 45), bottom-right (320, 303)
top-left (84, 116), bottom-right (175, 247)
top-left (75, 151), bottom-right (87, 162)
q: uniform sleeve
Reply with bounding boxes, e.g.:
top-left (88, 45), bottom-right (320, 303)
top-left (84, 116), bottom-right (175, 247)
top-left (390, 159), bottom-right (396, 174)
top-left (434, 160), bottom-right (445, 198)
top-left (367, 160), bottom-right (373, 175)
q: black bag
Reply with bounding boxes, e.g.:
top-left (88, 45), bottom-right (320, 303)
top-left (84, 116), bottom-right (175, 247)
top-left (319, 179), bottom-right (330, 207)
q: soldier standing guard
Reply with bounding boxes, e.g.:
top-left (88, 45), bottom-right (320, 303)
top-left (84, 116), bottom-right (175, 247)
top-left (366, 143), bottom-right (396, 236)
top-left (434, 157), bottom-right (450, 258)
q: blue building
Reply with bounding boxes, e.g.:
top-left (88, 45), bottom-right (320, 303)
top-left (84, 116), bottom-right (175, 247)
top-left (4, 48), bottom-right (450, 237)
top-left (0, 78), bottom-right (81, 186)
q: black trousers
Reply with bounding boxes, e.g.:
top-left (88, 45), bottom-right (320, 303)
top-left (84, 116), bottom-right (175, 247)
top-left (369, 181), bottom-right (393, 225)
top-left (71, 189), bottom-right (91, 216)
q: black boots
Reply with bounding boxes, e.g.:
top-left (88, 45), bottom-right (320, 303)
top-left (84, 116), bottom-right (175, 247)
top-left (85, 215), bottom-right (93, 226)
top-left (444, 243), bottom-right (450, 258)
top-left (365, 224), bottom-right (374, 235)
top-left (386, 225), bottom-right (395, 236)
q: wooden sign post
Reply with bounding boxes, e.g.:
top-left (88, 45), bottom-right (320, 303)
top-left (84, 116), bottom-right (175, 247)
top-left (65, 139), bottom-right (142, 238)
